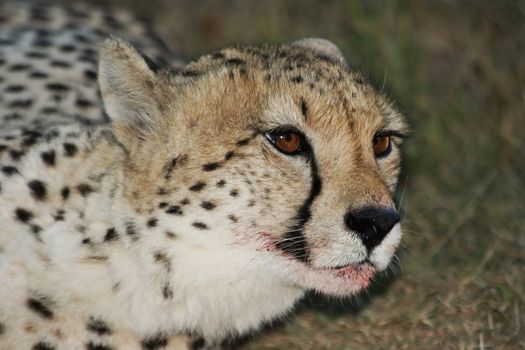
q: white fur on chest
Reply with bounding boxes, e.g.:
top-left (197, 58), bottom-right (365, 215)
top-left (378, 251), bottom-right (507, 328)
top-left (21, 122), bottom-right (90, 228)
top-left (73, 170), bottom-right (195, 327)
top-left (6, 211), bottom-right (304, 342)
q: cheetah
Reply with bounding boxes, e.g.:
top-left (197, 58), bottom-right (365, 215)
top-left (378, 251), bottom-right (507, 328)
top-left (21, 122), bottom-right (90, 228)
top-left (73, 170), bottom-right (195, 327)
top-left (0, 2), bottom-right (407, 349)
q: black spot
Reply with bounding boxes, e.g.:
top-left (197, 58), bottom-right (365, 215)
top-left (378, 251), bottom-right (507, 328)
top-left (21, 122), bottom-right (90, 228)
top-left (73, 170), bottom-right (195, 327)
top-left (41, 107), bottom-right (59, 114)
top-left (46, 83), bottom-right (70, 92)
top-left (53, 210), bottom-right (65, 221)
top-left (229, 189), bottom-right (239, 197)
top-left (125, 222), bottom-right (138, 238)
top-left (224, 151), bottom-right (234, 160)
top-left (200, 201), bottom-right (216, 210)
top-left (162, 283), bottom-right (173, 299)
top-left (63, 142), bottom-right (78, 157)
top-left (31, 225), bottom-right (42, 234)
top-left (216, 180), bottom-right (226, 188)
top-left (202, 162), bottom-right (221, 171)
top-left (291, 75), bottom-right (304, 83)
top-left (236, 137), bottom-right (251, 146)
top-left (2, 166), bottom-right (20, 176)
top-left (23, 130), bottom-right (43, 139)
top-left (28, 180), bottom-right (47, 200)
top-left (40, 150), bottom-right (56, 166)
top-left (61, 186), bottom-right (70, 200)
top-left (75, 98), bottom-right (94, 108)
top-left (84, 69), bottom-right (97, 80)
top-left (50, 60), bottom-right (71, 68)
top-left (30, 8), bottom-right (50, 22)
top-left (181, 69), bottom-right (201, 77)
top-left (4, 113), bottom-right (22, 121)
top-left (180, 198), bottom-right (190, 205)
top-left (4, 84), bottom-right (26, 92)
top-left (15, 208), bottom-right (33, 223)
top-left (74, 34), bottom-right (90, 43)
top-left (104, 228), bottom-right (119, 242)
top-left (300, 97), bottom-right (308, 119)
top-left (165, 205), bottom-right (182, 215)
top-left (32, 342), bottom-right (56, 350)
top-left (86, 342), bottom-right (113, 350)
top-left (191, 337), bottom-right (206, 350)
top-left (0, 38), bottom-right (13, 46)
top-left (189, 182), bottom-right (206, 192)
top-left (158, 202), bottom-right (168, 209)
top-left (153, 251), bottom-right (171, 270)
top-left (86, 317), bottom-right (112, 335)
top-left (141, 334), bottom-right (168, 350)
top-left (227, 214), bottom-right (238, 223)
top-left (0, 321), bottom-right (5, 335)
top-left (9, 149), bottom-right (24, 161)
top-left (192, 222), bottom-right (209, 230)
top-left (9, 64), bottom-right (31, 72)
top-left (77, 184), bottom-right (95, 197)
top-left (59, 44), bottom-right (77, 53)
top-left (163, 155), bottom-right (187, 179)
top-left (29, 71), bottom-right (49, 79)
top-left (147, 218), bottom-right (158, 228)
top-left (8, 99), bottom-right (33, 109)
top-left (27, 297), bottom-right (54, 319)
top-left (225, 58), bottom-right (245, 66)
top-left (82, 238), bottom-right (92, 245)
top-left (23, 136), bottom-right (39, 147)
top-left (211, 52), bottom-right (224, 59)
top-left (165, 231), bottom-right (177, 239)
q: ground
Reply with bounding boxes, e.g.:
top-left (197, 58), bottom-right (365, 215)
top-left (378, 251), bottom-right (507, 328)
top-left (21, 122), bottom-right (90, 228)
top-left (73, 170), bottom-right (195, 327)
top-left (63, 0), bottom-right (525, 348)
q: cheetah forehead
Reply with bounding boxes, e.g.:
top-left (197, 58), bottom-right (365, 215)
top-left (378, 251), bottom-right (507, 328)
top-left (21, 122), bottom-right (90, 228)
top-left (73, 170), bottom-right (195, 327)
top-left (164, 43), bottom-right (406, 135)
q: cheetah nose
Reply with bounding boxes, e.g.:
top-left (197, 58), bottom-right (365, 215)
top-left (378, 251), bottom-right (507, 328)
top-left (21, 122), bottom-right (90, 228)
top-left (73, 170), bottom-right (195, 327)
top-left (344, 207), bottom-right (400, 252)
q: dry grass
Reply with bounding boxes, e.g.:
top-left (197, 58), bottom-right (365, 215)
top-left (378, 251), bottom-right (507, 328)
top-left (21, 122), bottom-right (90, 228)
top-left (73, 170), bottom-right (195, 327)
top-left (88, 0), bottom-right (525, 348)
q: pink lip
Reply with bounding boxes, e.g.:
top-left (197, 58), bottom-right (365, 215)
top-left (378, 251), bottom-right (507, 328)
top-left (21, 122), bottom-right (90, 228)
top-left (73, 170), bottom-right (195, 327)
top-left (329, 263), bottom-right (375, 283)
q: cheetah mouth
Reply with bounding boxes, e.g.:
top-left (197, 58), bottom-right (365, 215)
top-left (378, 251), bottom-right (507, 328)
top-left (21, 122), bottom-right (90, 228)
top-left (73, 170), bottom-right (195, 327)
top-left (253, 232), bottom-right (376, 295)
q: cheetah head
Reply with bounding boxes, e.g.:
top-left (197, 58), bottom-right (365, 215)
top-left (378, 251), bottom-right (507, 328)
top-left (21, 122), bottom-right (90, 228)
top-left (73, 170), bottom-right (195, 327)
top-left (98, 37), bottom-right (406, 299)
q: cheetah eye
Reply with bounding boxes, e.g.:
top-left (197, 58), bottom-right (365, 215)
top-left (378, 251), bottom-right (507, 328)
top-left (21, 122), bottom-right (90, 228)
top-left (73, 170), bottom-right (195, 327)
top-left (265, 127), bottom-right (306, 155)
top-left (373, 134), bottom-right (392, 158)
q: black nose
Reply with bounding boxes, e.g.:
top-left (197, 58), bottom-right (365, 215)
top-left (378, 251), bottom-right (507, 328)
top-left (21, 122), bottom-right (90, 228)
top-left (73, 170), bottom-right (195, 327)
top-left (345, 207), bottom-right (400, 251)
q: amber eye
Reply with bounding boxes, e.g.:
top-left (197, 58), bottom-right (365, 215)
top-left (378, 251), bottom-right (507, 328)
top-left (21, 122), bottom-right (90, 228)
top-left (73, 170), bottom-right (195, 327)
top-left (266, 129), bottom-right (305, 155)
top-left (373, 135), bottom-right (391, 157)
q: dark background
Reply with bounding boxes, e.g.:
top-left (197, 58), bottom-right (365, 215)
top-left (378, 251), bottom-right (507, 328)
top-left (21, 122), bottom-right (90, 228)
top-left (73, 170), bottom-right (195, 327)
top-left (82, 0), bottom-right (525, 348)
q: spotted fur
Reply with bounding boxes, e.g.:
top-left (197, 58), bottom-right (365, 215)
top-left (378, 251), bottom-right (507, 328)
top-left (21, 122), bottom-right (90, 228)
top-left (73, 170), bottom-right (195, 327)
top-left (0, 2), bottom-right (407, 349)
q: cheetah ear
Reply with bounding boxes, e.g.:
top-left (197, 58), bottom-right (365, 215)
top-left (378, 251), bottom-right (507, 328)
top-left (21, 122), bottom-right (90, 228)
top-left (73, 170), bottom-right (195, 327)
top-left (98, 37), bottom-right (162, 143)
top-left (291, 38), bottom-right (346, 65)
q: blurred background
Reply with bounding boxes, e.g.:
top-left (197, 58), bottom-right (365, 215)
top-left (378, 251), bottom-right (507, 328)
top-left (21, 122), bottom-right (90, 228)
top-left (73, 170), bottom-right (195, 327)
top-left (74, 0), bottom-right (525, 348)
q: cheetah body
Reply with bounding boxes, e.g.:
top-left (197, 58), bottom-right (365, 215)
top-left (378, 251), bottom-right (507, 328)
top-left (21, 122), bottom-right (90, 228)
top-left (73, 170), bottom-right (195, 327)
top-left (0, 3), bottom-right (406, 349)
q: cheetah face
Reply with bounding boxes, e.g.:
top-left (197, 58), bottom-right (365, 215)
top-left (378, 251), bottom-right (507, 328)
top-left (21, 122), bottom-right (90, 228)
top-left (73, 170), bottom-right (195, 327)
top-left (99, 38), bottom-right (406, 297)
